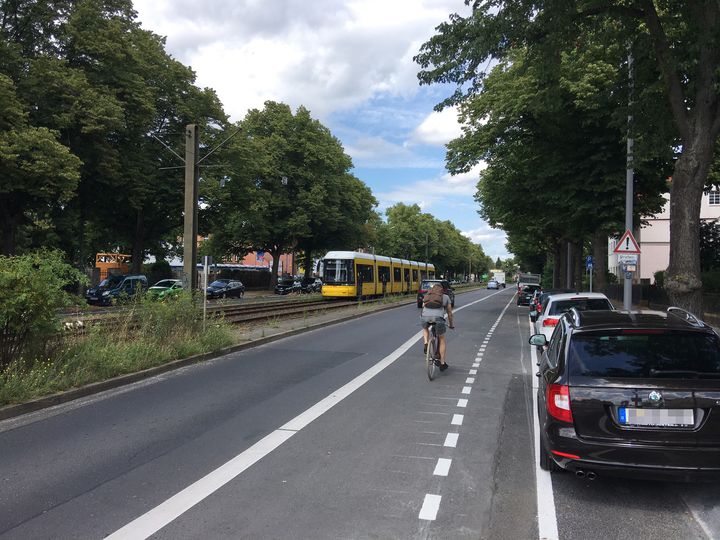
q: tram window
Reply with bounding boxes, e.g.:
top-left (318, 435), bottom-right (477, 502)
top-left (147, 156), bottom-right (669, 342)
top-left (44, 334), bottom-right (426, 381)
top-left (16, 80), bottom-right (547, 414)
top-left (378, 266), bottom-right (390, 283)
top-left (323, 259), bottom-right (354, 284)
top-left (357, 264), bottom-right (374, 283)
top-left (393, 267), bottom-right (401, 281)
top-left (404, 269), bottom-right (410, 282)
top-left (412, 269), bottom-right (418, 281)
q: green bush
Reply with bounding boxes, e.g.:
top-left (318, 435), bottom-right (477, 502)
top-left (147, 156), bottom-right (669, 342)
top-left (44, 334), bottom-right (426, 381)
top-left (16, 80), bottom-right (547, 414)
top-left (0, 251), bottom-right (85, 369)
top-left (653, 270), bottom-right (665, 288)
top-left (0, 290), bottom-right (234, 405)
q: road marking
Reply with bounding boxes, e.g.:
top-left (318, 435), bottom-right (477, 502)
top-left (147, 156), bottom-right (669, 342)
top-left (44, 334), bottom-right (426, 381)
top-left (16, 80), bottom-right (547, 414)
top-left (444, 433), bottom-right (459, 447)
top-left (457, 399), bottom-right (468, 408)
top-left (419, 494), bottom-right (442, 520)
top-left (473, 363), bottom-right (480, 368)
top-left (433, 458), bottom-right (452, 476)
top-left (469, 369), bottom-right (477, 375)
top-left (451, 414), bottom-right (464, 426)
top-left (465, 377), bottom-right (475, 384)
top-left (461, 386), bottom-right (472, 394)
top-left (529, 320), bottom-right (559, 540)
top-left (107, 288), bottom-right (507, 539)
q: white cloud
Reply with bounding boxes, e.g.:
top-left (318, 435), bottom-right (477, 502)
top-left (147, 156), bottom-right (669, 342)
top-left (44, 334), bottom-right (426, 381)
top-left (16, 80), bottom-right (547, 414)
top-left (410, 106), bottom-right (463, 146)
top-left (133, 0), bottom-right (470, 121)
top-left (462, 226), bottom-right (509, 260)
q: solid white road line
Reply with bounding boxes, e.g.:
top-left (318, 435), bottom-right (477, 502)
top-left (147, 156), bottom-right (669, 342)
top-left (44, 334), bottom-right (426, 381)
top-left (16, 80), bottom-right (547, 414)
top-left (451, 414), bottom-right (464, 426)
top-left (419, 494), bottom-right (442, 520)
top-left (433, 458), bottom-right (452, 477)
top-left (108, 288), bottom-right (509, 539)
top-left (529, 322), bottom-right (559, 540)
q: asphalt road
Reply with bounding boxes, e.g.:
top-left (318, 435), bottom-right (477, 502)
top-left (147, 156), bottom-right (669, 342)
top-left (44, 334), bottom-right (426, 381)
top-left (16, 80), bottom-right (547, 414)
top-left (1, 288), bottom-right (719, 539)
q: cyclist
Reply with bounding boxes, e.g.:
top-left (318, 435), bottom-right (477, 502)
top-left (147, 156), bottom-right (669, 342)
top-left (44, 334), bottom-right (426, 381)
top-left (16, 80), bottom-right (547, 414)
top-left (420, 283), bottom-right (455, 370)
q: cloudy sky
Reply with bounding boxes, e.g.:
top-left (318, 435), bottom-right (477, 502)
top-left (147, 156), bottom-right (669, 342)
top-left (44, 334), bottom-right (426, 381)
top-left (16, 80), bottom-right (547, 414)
top-left (132, 0), bottom-right (509, 261)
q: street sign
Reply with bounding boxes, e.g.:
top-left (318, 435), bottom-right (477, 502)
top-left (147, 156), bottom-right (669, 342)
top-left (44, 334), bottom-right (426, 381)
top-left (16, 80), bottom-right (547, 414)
top-left (586, 255), bottom-right (593, 269)
top-left (613, 230), bottom-right (641, 254)
top-left (624, 264), bottom-right (637, 272)
top-left (617, 254), bottom-right (638, 264)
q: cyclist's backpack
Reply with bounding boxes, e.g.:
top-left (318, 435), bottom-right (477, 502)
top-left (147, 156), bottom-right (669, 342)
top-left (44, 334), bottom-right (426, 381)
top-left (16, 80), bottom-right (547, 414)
top-left (423, 285), bottom-right (444, 309)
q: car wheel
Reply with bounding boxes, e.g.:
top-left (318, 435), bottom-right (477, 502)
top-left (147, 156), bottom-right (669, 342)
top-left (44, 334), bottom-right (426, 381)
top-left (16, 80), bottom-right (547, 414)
top-left (538, 440), bottom-right (561, 472)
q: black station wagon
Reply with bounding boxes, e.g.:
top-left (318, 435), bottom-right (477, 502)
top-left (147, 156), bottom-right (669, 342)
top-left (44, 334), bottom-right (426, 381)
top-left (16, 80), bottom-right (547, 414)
top-left (530, 308), bottom-right (720, 481)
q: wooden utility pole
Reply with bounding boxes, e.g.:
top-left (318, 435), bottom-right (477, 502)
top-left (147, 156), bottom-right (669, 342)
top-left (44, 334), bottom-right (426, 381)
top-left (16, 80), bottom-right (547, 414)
top-left (183, 124), bottom-right (199, 290)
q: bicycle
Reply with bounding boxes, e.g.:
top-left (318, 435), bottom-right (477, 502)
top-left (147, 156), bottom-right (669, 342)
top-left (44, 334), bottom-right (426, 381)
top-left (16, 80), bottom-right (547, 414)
top-left (425, 320), bottom-right (441, 380)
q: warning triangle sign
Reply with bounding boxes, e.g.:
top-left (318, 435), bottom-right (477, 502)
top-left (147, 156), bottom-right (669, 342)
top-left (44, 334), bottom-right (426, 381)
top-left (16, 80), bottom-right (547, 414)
top-left (613, 230), bottom-right (641, 254)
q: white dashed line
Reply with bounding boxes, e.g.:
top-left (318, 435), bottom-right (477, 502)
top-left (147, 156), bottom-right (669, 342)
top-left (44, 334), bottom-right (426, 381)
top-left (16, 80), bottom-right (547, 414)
top-left (461, 386), bottom-right (472, 394)
top-left (457, 399), bottom-right (468, 408)
top-left (433, 458), bottom-right (452, 476)
top-left (465, 377), bottom-right (475, 384)
top-left (451, 414), bottom-right (464, 426)
top-left (419, 494), bottom-right (442, 520)
top-left (469, 369), bottom-right (477, 375)
top-left (444, 433), bottom-right (459, 447)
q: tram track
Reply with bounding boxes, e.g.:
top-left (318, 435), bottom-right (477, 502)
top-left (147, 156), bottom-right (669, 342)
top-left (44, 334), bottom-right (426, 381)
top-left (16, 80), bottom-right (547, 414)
top-left (61, 295), bottom-right (409, 330)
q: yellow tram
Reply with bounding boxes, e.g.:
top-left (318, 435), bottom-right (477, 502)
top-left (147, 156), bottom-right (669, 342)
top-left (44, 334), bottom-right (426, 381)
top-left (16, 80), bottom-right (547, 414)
top-left (320, 251), bottom-right (435, 298)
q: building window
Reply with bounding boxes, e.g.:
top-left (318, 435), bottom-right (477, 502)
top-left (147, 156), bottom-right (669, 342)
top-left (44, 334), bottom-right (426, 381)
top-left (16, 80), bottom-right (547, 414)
top-left (709, 191), bottom-right (720, 205)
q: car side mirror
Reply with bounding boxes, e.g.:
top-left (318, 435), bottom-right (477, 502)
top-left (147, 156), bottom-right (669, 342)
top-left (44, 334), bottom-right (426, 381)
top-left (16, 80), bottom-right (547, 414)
top-left (528, 334), bottom-right (548, 347)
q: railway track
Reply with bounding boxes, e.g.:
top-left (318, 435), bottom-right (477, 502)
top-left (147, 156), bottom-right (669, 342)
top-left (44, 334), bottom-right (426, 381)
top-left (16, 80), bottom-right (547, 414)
top-left (61, 295), bottom-right (407, 330)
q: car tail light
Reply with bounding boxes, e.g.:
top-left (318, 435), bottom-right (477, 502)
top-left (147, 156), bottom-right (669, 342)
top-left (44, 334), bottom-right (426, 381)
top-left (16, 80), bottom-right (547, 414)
top-left (547, 384), bottom-right (573, 423)
top-left (542, 318), bottom-right (559, 327)
top-left (551, 450), bottom-right (580, 460)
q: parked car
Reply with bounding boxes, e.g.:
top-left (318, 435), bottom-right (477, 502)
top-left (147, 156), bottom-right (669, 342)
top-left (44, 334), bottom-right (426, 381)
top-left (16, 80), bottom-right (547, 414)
top-left (147, 279), bottom-right (183, 300)
top-left (517, 284), bottom-right (541, 306)
top-left (275, 277), bottom-right (301, 295)
top-left (530, 307), bottom-right (720, 480)
top-left (85, 274), bottom-right (125, 305)
top-left (96, 275), bottom-right (148, 306)
top-left (487, 279), bottom-right (499, 290)
top-left (206, 279), bottom-right (245, 299)
top-left (417, 279), bottom-right (455, 308)
top-left (534, 292), bottom-right (614, 342)
top-left (529, 288), bottom-right (577, 322)
top-left (300, 277), bottom-right (323, 293)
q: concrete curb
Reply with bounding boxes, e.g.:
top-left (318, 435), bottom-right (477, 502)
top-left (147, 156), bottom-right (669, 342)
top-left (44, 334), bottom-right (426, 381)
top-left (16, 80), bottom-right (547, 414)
top-left (0, 297), bottom-right (420, 421)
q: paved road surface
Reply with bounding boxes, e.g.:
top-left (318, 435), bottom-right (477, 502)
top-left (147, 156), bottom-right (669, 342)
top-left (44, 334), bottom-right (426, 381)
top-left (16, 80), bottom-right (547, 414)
top-left (1, 288), bottom-right (718, 539)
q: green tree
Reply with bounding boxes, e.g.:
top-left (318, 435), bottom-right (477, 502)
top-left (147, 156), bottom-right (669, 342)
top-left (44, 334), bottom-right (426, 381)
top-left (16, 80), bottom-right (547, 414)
top-left (417, 1), bottom-right (720, 312)
top-left (0, 74), bottom-right (81, 255)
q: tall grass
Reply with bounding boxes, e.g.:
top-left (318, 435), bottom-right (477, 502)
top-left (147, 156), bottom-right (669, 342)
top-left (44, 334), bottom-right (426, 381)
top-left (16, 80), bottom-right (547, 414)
top-left (0, 293), bottom-right (234, 406)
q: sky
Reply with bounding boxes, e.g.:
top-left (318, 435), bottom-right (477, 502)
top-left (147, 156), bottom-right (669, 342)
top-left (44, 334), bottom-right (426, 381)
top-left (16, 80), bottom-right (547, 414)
top-left (132, 0), bottom-right (510, 261)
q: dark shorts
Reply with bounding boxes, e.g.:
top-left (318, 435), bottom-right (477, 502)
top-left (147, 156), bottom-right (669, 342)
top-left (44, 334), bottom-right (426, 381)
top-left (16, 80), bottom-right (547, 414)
top-left (420, 316), bottom-right (447, 335)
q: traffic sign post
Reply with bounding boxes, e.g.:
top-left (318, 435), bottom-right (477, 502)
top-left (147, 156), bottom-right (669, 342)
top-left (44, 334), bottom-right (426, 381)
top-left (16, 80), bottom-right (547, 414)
top-left (614, 229), bottom-right (640, 309)
top-left (586, 256), bottom-right (594, 292)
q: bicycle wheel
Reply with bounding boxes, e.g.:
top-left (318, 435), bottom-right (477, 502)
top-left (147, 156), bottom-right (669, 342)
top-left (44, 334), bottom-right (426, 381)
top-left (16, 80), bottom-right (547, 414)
top-left (426, 336), bottom-right (437, 381)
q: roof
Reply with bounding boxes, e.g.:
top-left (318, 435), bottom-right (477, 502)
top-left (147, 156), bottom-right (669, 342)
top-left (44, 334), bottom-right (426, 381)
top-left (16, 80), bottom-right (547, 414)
top-left (321, 251), bottom-right (434, 268)
top-left (546, 292), bottom-right (609, 302)
top-left (571, 309), bottom-right (714, 333)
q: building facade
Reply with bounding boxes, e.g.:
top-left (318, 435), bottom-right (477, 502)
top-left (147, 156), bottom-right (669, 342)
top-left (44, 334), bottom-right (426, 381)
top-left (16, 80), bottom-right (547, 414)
top-left (609, 190), bottom-right (720, 283)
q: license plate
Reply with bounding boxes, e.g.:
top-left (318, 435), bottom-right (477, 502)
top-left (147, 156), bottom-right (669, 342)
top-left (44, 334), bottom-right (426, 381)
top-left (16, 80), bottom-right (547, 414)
top-left (618, 407), bottom-right (694, 427)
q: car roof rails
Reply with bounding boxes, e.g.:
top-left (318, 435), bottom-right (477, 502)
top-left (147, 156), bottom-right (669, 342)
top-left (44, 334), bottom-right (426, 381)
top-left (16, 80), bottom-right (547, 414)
top-left (667, 306), bottom-right (707, 328)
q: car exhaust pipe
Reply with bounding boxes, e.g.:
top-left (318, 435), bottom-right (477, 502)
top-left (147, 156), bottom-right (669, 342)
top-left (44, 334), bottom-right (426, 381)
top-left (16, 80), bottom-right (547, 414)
top-left (586, 471), bottom-right (597, 480)
top-left (575, 470), bottom-right (586, 479)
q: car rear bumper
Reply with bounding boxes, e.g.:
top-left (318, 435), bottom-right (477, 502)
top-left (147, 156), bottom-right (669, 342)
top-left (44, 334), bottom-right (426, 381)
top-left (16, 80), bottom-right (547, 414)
top-left (546, 433), bottom-right (720, 481)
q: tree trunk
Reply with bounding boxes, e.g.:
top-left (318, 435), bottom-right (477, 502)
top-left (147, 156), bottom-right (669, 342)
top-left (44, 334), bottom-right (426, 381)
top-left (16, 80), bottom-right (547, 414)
top-left (0, 199), bottom-right (18, 256)
top-left (131, 209), bottom-right (144, 274)
top-left (268, 247), bottom-right (282, 289)
top-left (665, 134), bottom-right (715, 316)
top-left (593, 230), bottom-right (608, 293)
top-left (573, 241), bottom-right (583, 291)
top-left (553, 240), bottom-right (563, 289)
